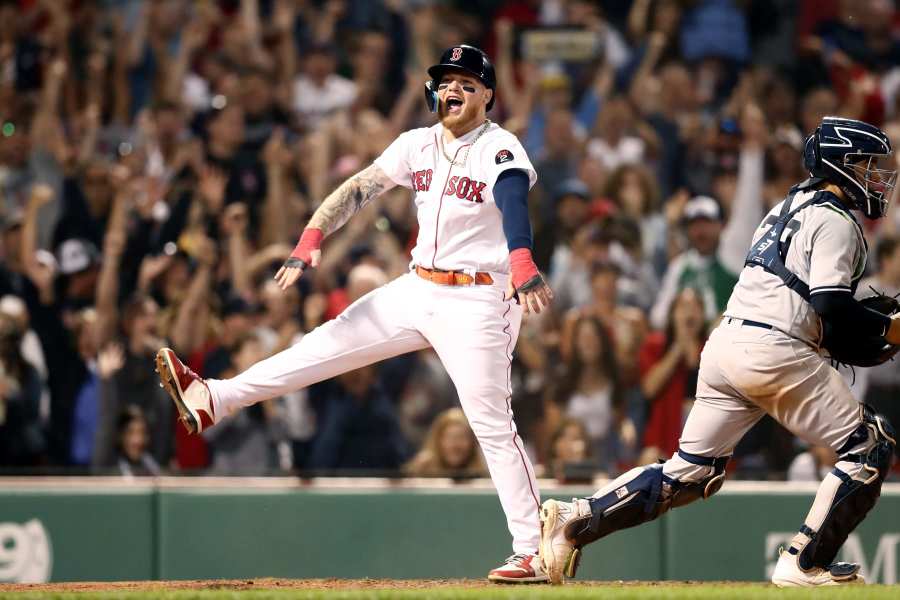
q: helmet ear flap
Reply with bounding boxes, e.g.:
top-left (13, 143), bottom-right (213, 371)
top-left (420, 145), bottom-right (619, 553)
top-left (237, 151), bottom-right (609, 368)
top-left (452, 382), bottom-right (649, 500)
top-left (424, 80), bottom-right (438, 113)
top-left (804, 127), bottom-right (824, 177)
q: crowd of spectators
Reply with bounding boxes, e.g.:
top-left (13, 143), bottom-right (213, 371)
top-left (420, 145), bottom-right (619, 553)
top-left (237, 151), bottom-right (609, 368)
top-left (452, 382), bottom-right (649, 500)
top-left (1, 0), bottom-right (899, 481)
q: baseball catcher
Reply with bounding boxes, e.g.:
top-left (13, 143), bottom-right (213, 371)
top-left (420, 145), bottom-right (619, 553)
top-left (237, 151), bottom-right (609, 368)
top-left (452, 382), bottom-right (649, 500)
top-left (539, 116), bottom-right (898, 587)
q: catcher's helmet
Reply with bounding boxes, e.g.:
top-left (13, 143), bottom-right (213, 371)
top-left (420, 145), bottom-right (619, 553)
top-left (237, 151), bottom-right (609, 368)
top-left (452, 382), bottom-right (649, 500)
top-left (425, 45), bottom-right (496, 112)
top-left (803, 116), bottom-right (897, 219)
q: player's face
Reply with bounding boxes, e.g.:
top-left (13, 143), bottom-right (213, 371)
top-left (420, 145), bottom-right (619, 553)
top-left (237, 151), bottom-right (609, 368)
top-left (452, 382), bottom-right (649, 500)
top-left (437, 72), bottom-right (490, 129)
top-left (848, 153), bottom-right (897, 204)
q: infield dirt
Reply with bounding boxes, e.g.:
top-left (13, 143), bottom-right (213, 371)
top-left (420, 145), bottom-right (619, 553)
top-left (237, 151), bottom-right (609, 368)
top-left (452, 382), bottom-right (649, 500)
top-left (2, 579), bottom-right (899, 600)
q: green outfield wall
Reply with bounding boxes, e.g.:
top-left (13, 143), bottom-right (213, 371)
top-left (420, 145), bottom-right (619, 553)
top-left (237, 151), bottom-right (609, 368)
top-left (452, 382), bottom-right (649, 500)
top-left (1, 478), bottom-right (898, 584)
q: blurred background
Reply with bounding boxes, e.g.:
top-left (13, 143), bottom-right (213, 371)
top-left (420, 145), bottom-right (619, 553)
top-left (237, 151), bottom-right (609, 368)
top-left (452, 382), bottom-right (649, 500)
top-left (0, 0), bottom-right (899, 482)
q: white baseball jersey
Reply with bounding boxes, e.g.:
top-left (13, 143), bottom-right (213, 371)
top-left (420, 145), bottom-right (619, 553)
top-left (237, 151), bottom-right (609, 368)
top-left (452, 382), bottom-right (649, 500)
top-left (724, 189), bottom-right (867, 346)
top-left (204, 120), bottom-right (544, 556)
top-left (374, 121), bottom-right (537, 274)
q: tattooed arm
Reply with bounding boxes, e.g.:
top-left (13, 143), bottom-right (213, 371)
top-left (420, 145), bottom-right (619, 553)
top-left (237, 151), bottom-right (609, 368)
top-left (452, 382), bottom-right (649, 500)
top-left (307, 164), bottom-right (396, 235)
top-left (274, 164), bottom-right (397, 289)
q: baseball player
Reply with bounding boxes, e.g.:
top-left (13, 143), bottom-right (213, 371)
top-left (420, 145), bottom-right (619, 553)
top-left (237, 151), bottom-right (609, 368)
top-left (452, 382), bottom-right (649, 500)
top-left (540, 117), bottom-right (898, 587)
top-left (155, 45), bottom-right (553, 583)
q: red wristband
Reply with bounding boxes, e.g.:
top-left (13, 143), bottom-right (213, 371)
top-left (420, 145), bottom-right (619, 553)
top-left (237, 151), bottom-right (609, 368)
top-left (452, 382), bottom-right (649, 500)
top-left (509, 248), bottom-right (539, 289)
top-left (290, 228), bottom-right (324, 264)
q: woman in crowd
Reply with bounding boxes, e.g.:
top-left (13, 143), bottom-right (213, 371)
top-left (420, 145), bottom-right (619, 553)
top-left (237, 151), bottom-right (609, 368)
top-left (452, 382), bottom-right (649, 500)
top-left (114, 406), bottom-right (161, 477)
top-left (545, 418), bottom-right (595, 483)
top-left (637, 286), bottom-right (707, 462)
top-left (404, 408), bottom-right (487, 479)
top-left (548, 315), bottom-right (635, 472)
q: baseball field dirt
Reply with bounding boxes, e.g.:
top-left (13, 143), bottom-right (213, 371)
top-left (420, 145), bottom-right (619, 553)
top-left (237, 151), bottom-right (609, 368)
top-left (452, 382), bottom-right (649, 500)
top-left (0, 579), bottom-right (897, 599)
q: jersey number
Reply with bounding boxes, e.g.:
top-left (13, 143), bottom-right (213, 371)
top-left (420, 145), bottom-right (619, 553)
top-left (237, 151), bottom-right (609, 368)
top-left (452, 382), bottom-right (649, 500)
top-left (761, 215), bottom-right (801, 252)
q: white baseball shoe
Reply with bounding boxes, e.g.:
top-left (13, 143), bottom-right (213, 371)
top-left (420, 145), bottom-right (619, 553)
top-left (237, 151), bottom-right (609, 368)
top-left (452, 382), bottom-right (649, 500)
top-left (771, 547), bottom-right (865, 587)
top-left (539, 498), bottom-right (590, 584)
top-left (155, 347), bottom-right (216, 434)
top-left (487, 553), bottom-right (548, 583)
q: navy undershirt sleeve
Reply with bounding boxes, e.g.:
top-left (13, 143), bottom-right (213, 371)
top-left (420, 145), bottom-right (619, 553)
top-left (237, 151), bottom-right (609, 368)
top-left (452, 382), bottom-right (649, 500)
top-left (810, 290), bottom-right (891, 337)
top-left (493, 169), bottom-right (533, 251)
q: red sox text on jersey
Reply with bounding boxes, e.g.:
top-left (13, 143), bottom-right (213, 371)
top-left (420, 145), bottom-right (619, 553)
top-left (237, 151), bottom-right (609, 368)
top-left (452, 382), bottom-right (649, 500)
top-left (412, 168), bottom-right (486, 203)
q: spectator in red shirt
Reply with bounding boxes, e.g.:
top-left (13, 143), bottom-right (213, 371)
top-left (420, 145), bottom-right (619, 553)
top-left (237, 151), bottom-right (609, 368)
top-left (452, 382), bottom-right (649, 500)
top-left (638, 286), bottom-right (707, 462)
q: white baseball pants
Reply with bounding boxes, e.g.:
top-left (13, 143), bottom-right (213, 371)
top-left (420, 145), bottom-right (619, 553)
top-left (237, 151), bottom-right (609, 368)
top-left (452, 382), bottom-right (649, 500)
top-left (206, 272), bottom-right (542, 554)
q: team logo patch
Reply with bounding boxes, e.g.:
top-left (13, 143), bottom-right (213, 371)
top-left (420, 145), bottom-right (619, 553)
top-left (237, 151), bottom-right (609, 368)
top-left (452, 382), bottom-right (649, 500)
top-left (451, 47), bottom-right (463, 61)
top-left (495, 149), bottom-right (514, 164)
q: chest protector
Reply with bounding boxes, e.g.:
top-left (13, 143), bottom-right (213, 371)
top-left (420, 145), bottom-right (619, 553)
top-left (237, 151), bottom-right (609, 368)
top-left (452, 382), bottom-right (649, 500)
top-left (744, 189), bottom-right (865, 301)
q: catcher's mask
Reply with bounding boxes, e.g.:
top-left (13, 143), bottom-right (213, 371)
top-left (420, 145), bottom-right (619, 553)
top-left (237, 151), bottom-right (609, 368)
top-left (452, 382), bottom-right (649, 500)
top-left (804, 116), bottom-right (897, 219)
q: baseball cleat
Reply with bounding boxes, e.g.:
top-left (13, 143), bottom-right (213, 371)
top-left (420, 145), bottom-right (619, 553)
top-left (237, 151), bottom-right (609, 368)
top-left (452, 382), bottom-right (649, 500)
top-left (771, 547), bottom-right (865, 587)
top-left (539, 498), bottom-right (587, 584)
top-left (155, 347), bottom-right (215, 434)
top-left (487, 553), bottom-right (548, 584)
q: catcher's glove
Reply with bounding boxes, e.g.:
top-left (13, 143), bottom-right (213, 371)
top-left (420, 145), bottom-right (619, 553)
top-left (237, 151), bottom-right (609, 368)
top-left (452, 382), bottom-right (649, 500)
top-left (822, 291), bottom-right (900, 368)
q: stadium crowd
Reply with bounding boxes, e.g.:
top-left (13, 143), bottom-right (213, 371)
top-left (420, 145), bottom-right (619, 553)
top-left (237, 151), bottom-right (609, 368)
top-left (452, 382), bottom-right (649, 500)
top-left (1, 0), bottom-right (899, 481)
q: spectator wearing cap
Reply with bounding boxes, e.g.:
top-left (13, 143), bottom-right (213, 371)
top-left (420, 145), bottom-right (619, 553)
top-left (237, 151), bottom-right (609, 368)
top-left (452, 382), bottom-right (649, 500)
top-left (650, 108), bottom-right (765, 329)
top-left (650, 195), bottom-right (734, 328)
top-left (56, 238), bottom-right (102, 312)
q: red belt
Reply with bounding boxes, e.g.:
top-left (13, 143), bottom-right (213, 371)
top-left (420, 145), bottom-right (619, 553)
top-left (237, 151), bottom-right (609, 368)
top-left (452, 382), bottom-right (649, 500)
top-left (415, 265), bottom-right (493, 286)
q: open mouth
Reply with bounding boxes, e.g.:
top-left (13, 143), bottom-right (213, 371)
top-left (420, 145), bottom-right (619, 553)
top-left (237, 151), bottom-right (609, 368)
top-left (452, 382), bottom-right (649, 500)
top-left (446, 97), bottom-right (464, 114)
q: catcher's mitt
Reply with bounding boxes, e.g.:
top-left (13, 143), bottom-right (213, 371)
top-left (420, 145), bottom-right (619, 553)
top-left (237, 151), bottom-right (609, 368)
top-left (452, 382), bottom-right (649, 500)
top-left (822, 291), bottom-right (900, 368)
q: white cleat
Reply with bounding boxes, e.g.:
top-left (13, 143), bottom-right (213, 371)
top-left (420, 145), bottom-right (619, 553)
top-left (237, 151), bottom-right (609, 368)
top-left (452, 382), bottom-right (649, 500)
top-left (771, 547), bottom-right (865, 587)
top-left (487, 553), bottom-right (548, 584)
top-left (539, 498), bottom-right (588, 585)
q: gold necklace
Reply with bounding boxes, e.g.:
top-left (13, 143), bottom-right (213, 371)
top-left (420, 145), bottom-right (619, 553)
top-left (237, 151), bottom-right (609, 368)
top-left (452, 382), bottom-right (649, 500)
top-left (440, 119), bottom-right (491, 167)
